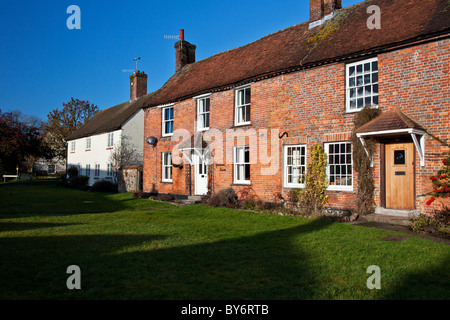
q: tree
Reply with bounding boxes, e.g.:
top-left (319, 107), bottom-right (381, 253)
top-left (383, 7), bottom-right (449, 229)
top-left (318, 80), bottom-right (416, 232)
top-left (45, 98), bottom-right (99, 160)
top-left (0, 109), bottom-right (52, 176)
top-left (108, 135), bottom-right (140, 184)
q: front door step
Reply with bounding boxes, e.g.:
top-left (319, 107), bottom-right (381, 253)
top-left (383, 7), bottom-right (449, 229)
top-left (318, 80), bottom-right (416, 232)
top-left (375, 207), bottom-right (419, 218)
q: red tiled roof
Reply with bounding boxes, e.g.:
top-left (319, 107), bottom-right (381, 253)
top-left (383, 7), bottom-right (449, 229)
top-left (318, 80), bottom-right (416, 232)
top-left (356, 107), bottom-right (426, 134)
top-left (145, 0), bottom-right (450, 108)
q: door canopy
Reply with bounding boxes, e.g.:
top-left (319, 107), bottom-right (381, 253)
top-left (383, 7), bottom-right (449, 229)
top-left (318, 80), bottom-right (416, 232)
top-left (356, 108), bottom-right (427, 166)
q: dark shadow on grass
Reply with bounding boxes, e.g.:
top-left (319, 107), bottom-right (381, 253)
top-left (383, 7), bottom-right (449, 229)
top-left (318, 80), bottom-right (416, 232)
top-left (0, 222), bottom-right (83, 233)
top-left (0, 219), bottom-right (332, 299)
top-left (382, 255), bottom-right (450, 300)
top-left (0, 185), bottom-right (138, 219)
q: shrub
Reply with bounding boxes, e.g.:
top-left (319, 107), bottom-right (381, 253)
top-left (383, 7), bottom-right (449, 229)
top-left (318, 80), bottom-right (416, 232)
top-left (411, 209), bottom-right (450, 239)
top-left (207, 188), bottom-right (239, 208)
top-left (294, 144), bottom-right (328, 215)
top-left (91, 180), bottom-right (118, 193)
top-left (67, 166), bottom-right (78, 178)
top-left (426, 152), bottom-right (450, 205)
top-left (241, 196), bottom-right (264, 210)
top-left (158, 194), bottom-right (174, 202)
top-left (75, 175), bottom-right (90, 190)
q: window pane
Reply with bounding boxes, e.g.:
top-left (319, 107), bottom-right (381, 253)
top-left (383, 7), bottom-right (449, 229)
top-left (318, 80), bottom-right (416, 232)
top-left (349, 66), bottom-right (355, 77)
top-left (372, 61), bottom-right (378, 71)
top-left (245, 88), bottom-right (251, 104)
top-left (244, 105), bottom-right (250, 122)
top-left (356, 64), bottom-right (363, 74)
top-left (372, 72), bottom-right (378, 83)
top-left (349, 77), bottom-right (355, 87)
top-left (205, 113), bottom-right (210, 128)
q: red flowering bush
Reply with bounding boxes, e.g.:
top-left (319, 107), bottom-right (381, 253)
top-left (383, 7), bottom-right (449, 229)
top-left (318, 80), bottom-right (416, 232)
top-left (427, 153), bottom-right (450, 205)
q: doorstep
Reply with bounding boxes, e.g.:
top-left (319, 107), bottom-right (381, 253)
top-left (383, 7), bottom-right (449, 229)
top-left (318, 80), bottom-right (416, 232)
top-left (374, 207), bottom-right (420, 218)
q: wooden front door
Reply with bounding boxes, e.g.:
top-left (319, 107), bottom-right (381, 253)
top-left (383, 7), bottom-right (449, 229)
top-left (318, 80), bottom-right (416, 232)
top-left (385, 142), bottom-right (415, 209)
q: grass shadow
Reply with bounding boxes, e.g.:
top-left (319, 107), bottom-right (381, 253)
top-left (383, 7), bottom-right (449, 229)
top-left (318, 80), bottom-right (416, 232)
top-left (0, 222), bottom-right (83, 233)
top-left (0, 219), bottom-right (332, 299)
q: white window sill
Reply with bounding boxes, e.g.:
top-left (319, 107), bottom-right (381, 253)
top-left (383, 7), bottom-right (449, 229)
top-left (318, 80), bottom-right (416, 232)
top-left (234, 122), bottom-right (251, 127)
top-left (233, 180), bottom-right (251, 185)
top-left (327, 186), bottom-right (353, 192)
top-left (283, 184), bottom-right (305, 189)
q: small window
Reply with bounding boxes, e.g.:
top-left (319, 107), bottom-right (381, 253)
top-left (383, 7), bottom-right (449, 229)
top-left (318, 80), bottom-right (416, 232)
top-left (284, 145), bottom-right (307, 188)
top-left (94, 164), bottom-right (100, 177)
top-left (162, 152), bottom-right (172, 182)
top-left (394, 150), bottom-right (406, 165)
top-left (106, 163), bottom-right (113, 177)
top-left (70, 141), bottom-right (75, 152)
top-left (162, 106), bottom-right (174, 136)
top-left (346, 57), bottom-right (378, 112)
top-left (86, 137), bottom-right (91, 149)
top-left (235, 86), bottom-right (251, 126)
top-left (197, 97), bottom-right (210, 131)
top-left (234, 146), bottom-right (250, 184)
top-left (325, 142), bottom-right (353, 191)
top-left (107, 133), bottom-right (114, 148)
top-left (48, 165), bottom-right (56, 175)
top-left (86, 164), bottom-right (91, 177)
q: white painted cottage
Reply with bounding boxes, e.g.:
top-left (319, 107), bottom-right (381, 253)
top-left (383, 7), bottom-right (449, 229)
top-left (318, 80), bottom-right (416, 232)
top-left (66, 70), bottom-right (151, 190)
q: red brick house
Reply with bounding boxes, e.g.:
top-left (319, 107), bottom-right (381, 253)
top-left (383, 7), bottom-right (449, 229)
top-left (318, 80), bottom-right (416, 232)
top-left (141, 0), bottom-right (449, 216)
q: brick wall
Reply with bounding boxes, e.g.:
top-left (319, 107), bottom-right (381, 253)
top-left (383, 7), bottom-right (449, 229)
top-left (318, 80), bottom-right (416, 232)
top-left (143, 37), bottom-right (449, 214)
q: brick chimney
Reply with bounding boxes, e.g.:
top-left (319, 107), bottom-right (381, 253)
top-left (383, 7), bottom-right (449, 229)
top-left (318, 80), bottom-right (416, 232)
top-left (130, 70), bottom-right (147, 100)
top-left (310, 0), bottom-right (341, 22)
top-left (174, 29), bottom-right (196, 73)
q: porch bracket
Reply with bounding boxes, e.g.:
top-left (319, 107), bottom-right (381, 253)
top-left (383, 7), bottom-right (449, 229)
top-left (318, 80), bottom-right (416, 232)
top-left (410, 132), bottom-right (425, 167)
top-left (357, 136), bottom-right (374, 167)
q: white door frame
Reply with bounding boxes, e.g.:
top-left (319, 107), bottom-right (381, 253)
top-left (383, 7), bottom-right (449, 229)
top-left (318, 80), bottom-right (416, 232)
top-left (194, 154), bottom-right (208, 195)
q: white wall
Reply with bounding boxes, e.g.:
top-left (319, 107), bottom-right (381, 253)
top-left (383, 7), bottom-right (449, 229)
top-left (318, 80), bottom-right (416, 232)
top-left (121, 109), bottom-right (144, 165)
top-left (67, 129), bottom-right (122, 186)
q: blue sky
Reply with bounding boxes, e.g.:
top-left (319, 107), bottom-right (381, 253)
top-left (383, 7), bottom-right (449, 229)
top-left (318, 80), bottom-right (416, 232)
top-left (0, 0), bottom-right (361, 121)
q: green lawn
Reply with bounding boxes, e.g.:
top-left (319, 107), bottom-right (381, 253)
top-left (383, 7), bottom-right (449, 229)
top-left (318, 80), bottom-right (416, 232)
top-left (0, 185), bottom-right (449, 300)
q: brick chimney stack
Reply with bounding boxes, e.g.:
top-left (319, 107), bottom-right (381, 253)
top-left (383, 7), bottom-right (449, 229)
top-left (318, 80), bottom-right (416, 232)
top-left (310, 0), bottom-right (341, 22)
top-left (174, 29), bottom-right (196, 73)
top-left (130, 70), bottom-right (147, 100)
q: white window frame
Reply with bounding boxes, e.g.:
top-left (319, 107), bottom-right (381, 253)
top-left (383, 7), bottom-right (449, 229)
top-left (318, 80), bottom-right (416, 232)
top-left (86, 137), bottom-right (91, 150)
top-left (325, 142), bottom-right (353, 191)
top-left (162, 152), bottom-right (173, 182)
top-left (346, 57), bottom-right (379, 113)
top-left (86, 164), bottom-right (91, 177)
top-left (162, 106), bottom-right (174, 137)
top-left (107, 133), bottom-right (114, 148)
top-left (70, 141), bottom-right (75, 152)
top-left (94, 164), bottom-right (100, 177)
top-left (283, 144), bottom-right (307, 188)
top-left (234, 145), bottom-right (251, 184)
top-left (234, 85), bottom-right (251, 126)
top-left (196, 95), bottom-right (210, 131)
